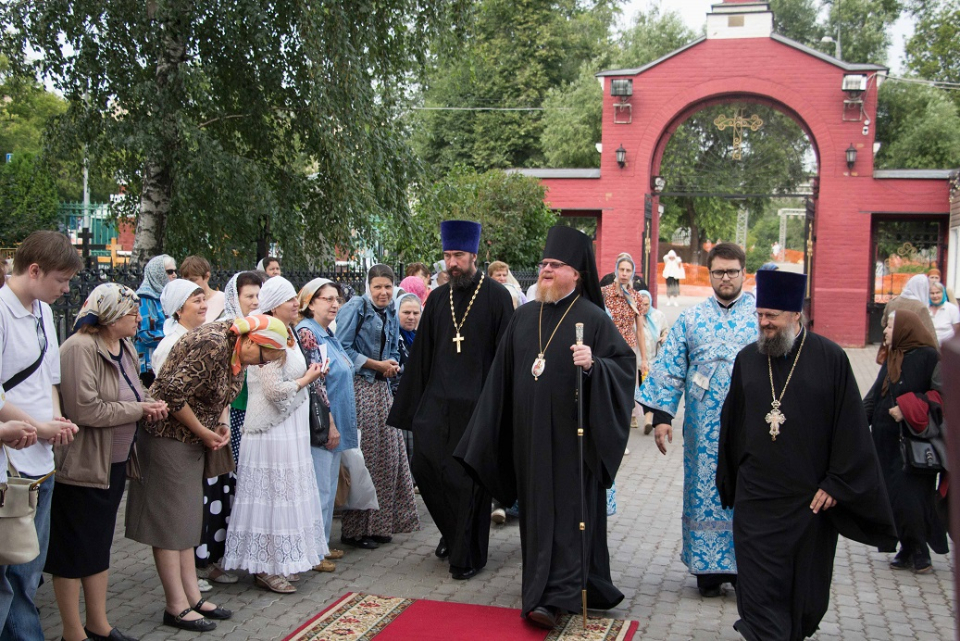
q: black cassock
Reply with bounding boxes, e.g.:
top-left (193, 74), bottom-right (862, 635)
top-left (454, 296), bottom-right (634, 616)
top-left (718, 329), bottom-right (897, 641)
top-left (387, 271), bottom-right (514, 572)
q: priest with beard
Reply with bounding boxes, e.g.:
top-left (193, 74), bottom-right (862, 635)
top-left (455, 226), bottom-right (635, 630)
top-left (387, 220), bottom-right (515, 580)
top-left (718, 270), bottom-right (896, 641)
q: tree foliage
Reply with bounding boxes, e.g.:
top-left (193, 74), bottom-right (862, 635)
top-left (385, 168), bottom-right (557, 267)
top-left (2, 0), bottom-right (468, 264)
top-left (875, 79), bottom-right (960, 168)
top-left (0, 153), bottom-right (60, 246)
top-left (905, 0), bottom-right (960, 111)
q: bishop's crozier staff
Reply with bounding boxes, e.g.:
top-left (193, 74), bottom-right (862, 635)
top-left (455, 225), bottom-right (634, 630)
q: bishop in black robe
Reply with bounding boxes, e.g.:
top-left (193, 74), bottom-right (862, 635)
top-left (718, 271), bottom-right (896, 641)
top-left (455, 226), bottom-right (634, 623)
top-left (388, 268), bottom-right (514, 576)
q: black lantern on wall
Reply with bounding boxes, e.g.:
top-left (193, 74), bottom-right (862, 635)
top-left (615, 145), bottom-right (627, 168)
top-left (846, 144), bottom-right (857, 169)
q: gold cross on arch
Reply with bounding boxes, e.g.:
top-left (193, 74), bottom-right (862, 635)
top-left (714, 108), bottom-right (764, 160)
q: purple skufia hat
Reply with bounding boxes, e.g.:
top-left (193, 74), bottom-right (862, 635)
top-left (440, 220), bottom-right (482, 254)
top-left (756, 270), bottom-right (807, 312)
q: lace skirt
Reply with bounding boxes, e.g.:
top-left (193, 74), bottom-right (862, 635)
top-left (222, 400), bottom-right (328, 575)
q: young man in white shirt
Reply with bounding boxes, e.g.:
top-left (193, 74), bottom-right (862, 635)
top-left (0, 231), bottom-right (81, 640)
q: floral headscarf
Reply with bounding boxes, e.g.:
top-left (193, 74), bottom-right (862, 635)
top-left (136, 254), bottom-right (173, 299)
top-left (74, 283), bottom-right (139, 330)
top-left (229, 315), bottom-right (292, 375)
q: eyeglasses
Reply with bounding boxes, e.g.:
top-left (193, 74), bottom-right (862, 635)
top-left (316, 295), bottom-right (344, 305)
top-left (34, 315), bottom-right (47, 353)
top-left (756, 311), bottom-right (785, 321)
top-left (537, 260), bottom-right (568, 271)
top-left (165, 269), bottom-right (177, 275)
top-left (710, 269), bottom-right (742, 280)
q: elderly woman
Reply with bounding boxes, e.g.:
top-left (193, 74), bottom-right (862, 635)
top-left (134, 254), bottom-right (177, 385)
top-left (929, 282), bottom-right (960, 345)
top-left (151, 279), bottom-right (207, 374)
top-left (125, 315), bottom-right (288, 632)
top-left (335, 264), bottom-right (420, 549)
top-left (223, 277), bottom-right (327, 594)
top-left (864, 310), bottom-right (947, 574)
top-left (393, 291), bottom-right (422, 473)
top-left (223, 271), bottom-right (264, 462)
top-left (296, 278), bottom-right (360, 571)
top-left (47, 284), bottom-right (168, 641)
top-left (636, 289), bottom-right (668, 434)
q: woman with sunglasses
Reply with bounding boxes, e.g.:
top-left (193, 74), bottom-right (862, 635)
top-left (134, 254), bottom-right (178, 386)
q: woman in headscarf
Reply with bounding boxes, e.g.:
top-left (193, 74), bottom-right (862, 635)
top-left (335, 264), bottom-right (420, 549)
top-left (151, 279), bottom-right (207, 374)
top-left (393, 291), bottom-right (422, 473)
top-left (223, 277), bottom-right (328, 594)
top-left (134, 254), bottom-right (177, 385)
top-left (398, 275), bottom-right (428, 305)
top-left (125, 315), bottom-right (288, 632)
top-left (929, 281), bottom-right (960, 345)
top-left (882, 274), bottom-right (937, 342)
top-left (296, 278), bottom-right (360, 572)
top-left (222, 272), bottom-right (264, 463)
top-left (49, 284), bottom-right (168, 641)
top-left (636, 289), bottom-right (668, 434)
top-left (601, 253), bottom-right (645, 430)
top-left (662, 249), bottom-right (685, 307)
top-left (864, 309), bottom-right (946, 574)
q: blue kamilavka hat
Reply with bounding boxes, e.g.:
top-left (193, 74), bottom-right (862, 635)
top-left (756, 270), bottom-right (807, 312)
top-left (440, 220), bottom-right (482, 254)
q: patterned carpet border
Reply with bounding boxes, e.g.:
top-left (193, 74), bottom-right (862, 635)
top-left (284, 592), bottom-right (638, 641)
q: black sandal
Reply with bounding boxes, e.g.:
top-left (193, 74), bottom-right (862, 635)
top-left (193, 598), bottom-right (233, 620)
top-left (163, 607), bottom-right (217, 632)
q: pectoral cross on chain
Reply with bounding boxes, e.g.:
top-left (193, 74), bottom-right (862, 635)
top-left (765, 402), bottom-right (786, 441)
top-left (714, 109), bottom-right (763, 160)
top-left (452, 332), bottom-right (464, 353)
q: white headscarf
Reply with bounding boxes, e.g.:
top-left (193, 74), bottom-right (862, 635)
top-left (255, 276), bottom-right (297, 314)
top-left (223, 273), bottom-right (242, 319)
top-left (900, 274), bottom-right (930, 302)
top-left (160, 279), bottom-right (203, 334)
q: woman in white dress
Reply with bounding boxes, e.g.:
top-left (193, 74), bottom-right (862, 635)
top-left (662, 249), bottom-right (685, 306)
top-left (929, 281), bottom-right (960, 344)
top-left (222, 276), bottom-right (328, 594)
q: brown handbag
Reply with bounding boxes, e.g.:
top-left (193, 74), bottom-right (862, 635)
top-left (203, 445), bottom-right (235, 479)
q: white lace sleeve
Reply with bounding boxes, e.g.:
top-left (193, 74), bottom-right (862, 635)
top-left (257, 358), bottom-right (300, 410)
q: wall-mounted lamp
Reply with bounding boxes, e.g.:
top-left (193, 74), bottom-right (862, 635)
top-left (651, 175), bottom-right (665, 192)
top-left (845, 144), bottom-right (857, 170)
top-left (615, 145), bottom-right (627, 168)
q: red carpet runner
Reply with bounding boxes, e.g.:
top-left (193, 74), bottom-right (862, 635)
top-left (284, 592), bottom-right (639, 641)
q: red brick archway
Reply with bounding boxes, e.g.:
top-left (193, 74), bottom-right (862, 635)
top-left (520, 0), bottom-right (950, 346)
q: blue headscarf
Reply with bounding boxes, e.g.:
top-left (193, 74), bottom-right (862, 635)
top-left (395, 291), bottom-right (421, 347)
top-left (637, 289), bottom-right (657, 338)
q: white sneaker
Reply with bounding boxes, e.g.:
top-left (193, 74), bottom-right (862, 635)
top-left (491, 508), bottom-right (507, 524)
top-left (198, 578), bottom-right (213, 592)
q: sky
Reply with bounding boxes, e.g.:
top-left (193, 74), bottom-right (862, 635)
top-left (621, 0), bottom-right (914, 74)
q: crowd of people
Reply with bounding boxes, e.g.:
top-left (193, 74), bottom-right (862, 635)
top-left (0, 227), bottom-right (953, 641)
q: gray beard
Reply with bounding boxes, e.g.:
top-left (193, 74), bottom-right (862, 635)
top-left (757, 325), bottom-right (799, 357)
top-left (450, 267), bottom-right (476, 291)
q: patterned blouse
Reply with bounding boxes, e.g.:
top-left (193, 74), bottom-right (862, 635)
top-left (601, 283), bottom-right (639, 349)
top-left (147, 321), bottom-right (244, 444)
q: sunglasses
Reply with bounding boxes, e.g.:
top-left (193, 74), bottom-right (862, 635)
top-left (165, 269), bottom-right (177, 275)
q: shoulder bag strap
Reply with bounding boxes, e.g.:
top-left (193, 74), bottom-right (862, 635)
top-left (2, 308), bottom-right (48, 393)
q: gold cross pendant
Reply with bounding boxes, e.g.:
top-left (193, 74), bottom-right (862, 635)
top-left (452, 332), bottom-right (464, 353)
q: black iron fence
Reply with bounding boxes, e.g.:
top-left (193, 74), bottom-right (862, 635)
top-left (50, 265), bottom-right (541, 343)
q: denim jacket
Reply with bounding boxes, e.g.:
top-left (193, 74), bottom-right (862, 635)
top-left (335, 294), bottom-right (401, 384)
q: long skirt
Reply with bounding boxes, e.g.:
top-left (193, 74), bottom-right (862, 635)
top-left (666, 277), bottom-right (680, 297)
top-left (195, 473), bottom-right (235, 568)
top-left (341, 378), bottom-right (420, 539)
top-left (222, 400), bottom-right (328, 575)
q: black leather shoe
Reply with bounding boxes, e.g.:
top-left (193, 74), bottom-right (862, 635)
top-left (527, 605), bottom-right (559, 629)
top-left (193, 598), bottom-right (233, 620)
top-left (368, 535), bottom-right (393, 544)
top-left (698, 586), bottom-right (723, 598)
top-left (435, 538), bottom-right (449, 559)
top-left (890, 552), bottom-right (912, 570)
top-left (163, 608), bottom-right (217, 632)
top-left (341, 535), bottom-right (379, 549)
top-left (450, 566), bottom-right (479, 580)
top-left (84, 628), bottom-right (139, 641)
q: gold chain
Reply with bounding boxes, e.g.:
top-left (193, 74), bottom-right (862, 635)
top-left (450, 272), bottom-right (484, 333)
top-left (538, 295), bottom-right (581, 355)
top-left (767, 328), bottom-right (807, 408)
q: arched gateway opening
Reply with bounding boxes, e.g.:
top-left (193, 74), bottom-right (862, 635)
top-left (521, 0), bottom-right (950, 346)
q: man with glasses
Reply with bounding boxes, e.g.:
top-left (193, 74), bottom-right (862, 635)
top-left (388, 220), bottom-right (514, 581)
top-left (0, 231), bottom-right (82, 639)
top-left (637, 242), bottom-right (757, 598)
top-left (718, 269), bottom-right (895, 640)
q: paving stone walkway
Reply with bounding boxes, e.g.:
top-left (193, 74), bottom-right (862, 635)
top-left (34, 336), bottom-right (955, 640)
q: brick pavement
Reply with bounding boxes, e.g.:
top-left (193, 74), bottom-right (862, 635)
top-left (33, 339), bottom-right (955, 640)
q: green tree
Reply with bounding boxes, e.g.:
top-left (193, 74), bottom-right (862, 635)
top-left (826, 0), bottom-right (901, 65)
top-left (0, 153), bottom-right (60, 245)
top-left (905, 0), bottom-right (960, 110)
top-left (769, 0), bottom-right (824, 45)
top-left (412, 0), bottom-right (618, 173)
top-left (387, 168), bottom-right (557, 266)
top-left (875, 79), bottom-right (960, 168)
top-left (3, 0), bottom-right (468, 264)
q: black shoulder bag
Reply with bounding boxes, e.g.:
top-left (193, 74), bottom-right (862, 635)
top-left (294, 328), bottom-right (331, 448)
top-left (900, 394), bottom-right (947, 475)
